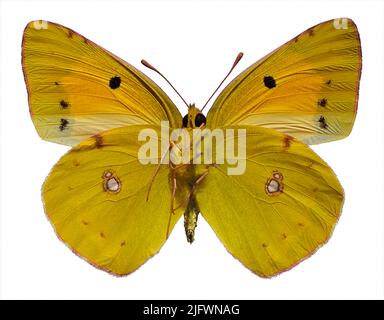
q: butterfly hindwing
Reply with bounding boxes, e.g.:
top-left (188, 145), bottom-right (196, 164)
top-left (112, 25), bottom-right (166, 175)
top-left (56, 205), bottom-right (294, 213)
top-left (22, 21), bottom-right (182, 146)
top-left (207, 18), bottom-right (361, 145)
top-left (42, 125), bottom-right (183, 275)
top-left (195, 126), bottom-right (344, 277)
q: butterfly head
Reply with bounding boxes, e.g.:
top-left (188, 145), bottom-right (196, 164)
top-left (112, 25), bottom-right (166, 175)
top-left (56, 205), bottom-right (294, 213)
top-left (182, 104), bottom-right (206, 129)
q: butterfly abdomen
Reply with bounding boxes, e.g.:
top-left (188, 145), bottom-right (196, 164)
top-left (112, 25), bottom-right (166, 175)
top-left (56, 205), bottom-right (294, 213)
top-left (184, 196), bottom-right (200, 243)
top-left (171, 160), bottom-right (203, 243)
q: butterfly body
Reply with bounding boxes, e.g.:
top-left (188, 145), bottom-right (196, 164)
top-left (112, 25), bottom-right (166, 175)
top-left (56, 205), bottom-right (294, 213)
top-left (168, 108), bottom-right (207, 243)
top-left (23, 18), bottom-right (361, 277)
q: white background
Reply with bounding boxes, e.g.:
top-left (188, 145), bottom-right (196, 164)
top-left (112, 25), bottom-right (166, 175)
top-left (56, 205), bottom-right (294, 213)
top-left (1, 0), bottom-right (383, 299)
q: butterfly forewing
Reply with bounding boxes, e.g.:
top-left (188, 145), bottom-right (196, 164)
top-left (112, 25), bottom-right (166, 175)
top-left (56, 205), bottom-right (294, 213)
top-left (207, 18), bottom-right (361, 145)
top-left (22, 21), bottom-right (182, 146)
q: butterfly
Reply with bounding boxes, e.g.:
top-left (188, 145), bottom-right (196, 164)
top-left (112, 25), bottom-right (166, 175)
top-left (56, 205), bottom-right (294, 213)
top-left (22, 18), bottom-right (361, 277)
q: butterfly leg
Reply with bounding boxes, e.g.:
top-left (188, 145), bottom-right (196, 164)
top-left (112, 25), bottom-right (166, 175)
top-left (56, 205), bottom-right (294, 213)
top-left (164, 162), bottom-right (179, 239)
top-left (190, 169), bottom-right (210, 197)
top-left (146, 143), bottom-right (172, 202)
top-left (166, 140), bottom-right (185, 238)
top-left (170, 162), bottom-right (178, 214)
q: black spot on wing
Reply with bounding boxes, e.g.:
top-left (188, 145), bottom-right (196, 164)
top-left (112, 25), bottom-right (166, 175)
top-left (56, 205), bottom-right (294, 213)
top-left (59, 118), bottom-right (69, 131)
top-left (60, 99), bottom-right (69, 109)
top-left (264, 76), bottom-right (276, 89)
top-left (318, 116), bottom-right (328, 129)
top-left (318, 98), bottom-right (327, 107)
top-left (109, 76), bottom-right (121, 89)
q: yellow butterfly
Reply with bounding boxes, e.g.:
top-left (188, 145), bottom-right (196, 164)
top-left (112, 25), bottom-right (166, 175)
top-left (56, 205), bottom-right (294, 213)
top-left (22, 18), bottom-right (361, 277)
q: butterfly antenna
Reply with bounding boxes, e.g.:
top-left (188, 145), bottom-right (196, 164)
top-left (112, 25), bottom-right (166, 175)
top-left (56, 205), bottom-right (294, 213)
top-left (141, 59), bottom-right (189, 108)
top-left (201, 52), bottom-right (244, 112)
